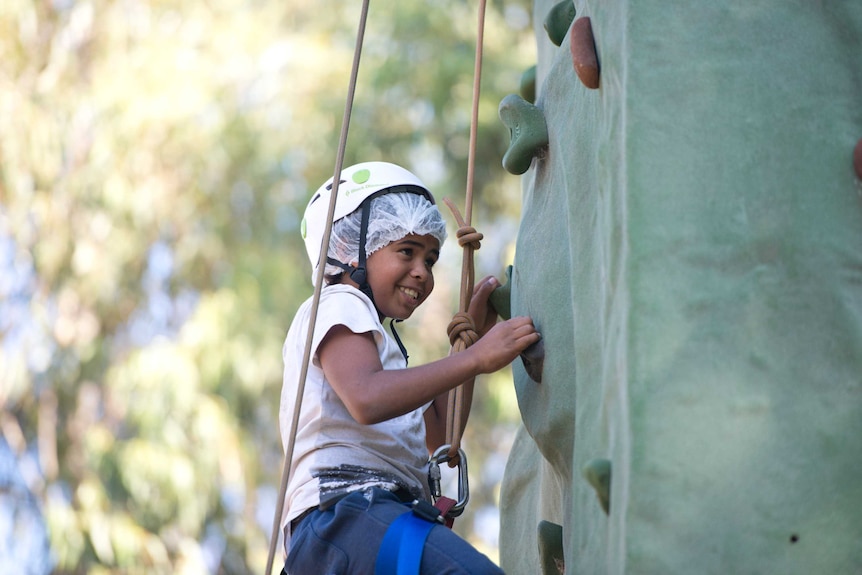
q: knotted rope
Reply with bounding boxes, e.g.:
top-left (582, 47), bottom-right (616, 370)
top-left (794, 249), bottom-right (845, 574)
top-left (445, 217), bottom-right (483, 349)
top-left (448, 312), bottom-right (480, 349)
top-left (441, 0), bottom-right (487, 459)
top-left (443, 0), bottom-right (486, 456)
top-left (442, 201), bottom-right (483, 460)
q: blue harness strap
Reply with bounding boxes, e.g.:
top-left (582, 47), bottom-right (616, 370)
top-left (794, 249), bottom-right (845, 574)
top-left (374, 509), bottom-right (435, 575)
top-left (374, 500), bottom-right (449, 575)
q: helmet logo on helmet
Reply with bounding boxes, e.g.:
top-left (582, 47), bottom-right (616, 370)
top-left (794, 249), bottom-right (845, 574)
top-left (352, 169), bottom-right (371, 184)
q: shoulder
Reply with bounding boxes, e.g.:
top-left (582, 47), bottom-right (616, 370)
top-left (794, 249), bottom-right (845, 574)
top-left (317, 285), bottom-right (382, 335)
top-left (285, 285), bottom-right (385, 364)
top-left (320, 284), bottom-right (377, 316)
top-left (287, 285), bottom-right (376, 336)
top-left (320, 284), bottom-right (371, 304)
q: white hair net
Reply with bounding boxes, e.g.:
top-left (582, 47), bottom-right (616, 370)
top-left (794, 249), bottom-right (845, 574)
top-left (326, 192), bottom-right (447, 277)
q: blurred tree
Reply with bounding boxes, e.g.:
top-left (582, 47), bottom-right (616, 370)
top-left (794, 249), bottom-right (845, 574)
top-left (0, 0), bottom-right (534, 572)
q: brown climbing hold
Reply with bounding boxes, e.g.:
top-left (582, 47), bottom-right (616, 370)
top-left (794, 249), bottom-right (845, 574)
top-left (570, 17), bottom-right (599, 90)
top-left (854, 138), bottom-right (862, 180)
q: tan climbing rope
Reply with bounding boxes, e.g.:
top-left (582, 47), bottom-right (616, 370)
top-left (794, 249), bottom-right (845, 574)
top-left (264, 1), bottom-right (370, 573)
top-left (441, 0), bottom-right (487, 462)
top-left (442, 200), bottom-right (482, 458)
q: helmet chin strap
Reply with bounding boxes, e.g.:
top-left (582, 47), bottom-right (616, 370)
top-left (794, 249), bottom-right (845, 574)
top-left (326, 198), bottom-right (374, 302)
top-left (352, 197), bottom-right (373, 298)
top-left (326, 200), bottom-right (410, 362)
top-left (326, 256), bottom-right (373, 300)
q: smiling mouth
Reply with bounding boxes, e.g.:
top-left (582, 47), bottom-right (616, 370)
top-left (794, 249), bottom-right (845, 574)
top-left (399, 287), bottom-right (421, 301)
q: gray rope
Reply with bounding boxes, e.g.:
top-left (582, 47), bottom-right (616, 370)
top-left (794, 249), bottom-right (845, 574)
top-left (264, 1), bottom-right (371, 572)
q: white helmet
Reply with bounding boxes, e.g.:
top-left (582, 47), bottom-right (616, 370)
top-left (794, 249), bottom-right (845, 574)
top-left (301, 161), bottom-right (440, 286)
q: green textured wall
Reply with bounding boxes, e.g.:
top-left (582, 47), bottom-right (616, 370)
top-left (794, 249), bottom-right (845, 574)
top-left (498, 1), bottom-right (862, 573)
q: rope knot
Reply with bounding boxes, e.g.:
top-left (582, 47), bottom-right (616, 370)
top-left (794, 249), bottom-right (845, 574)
top-left (447, 312), bottom-right (479, 350)
top-left (456, 225), bottom-right (483, 251)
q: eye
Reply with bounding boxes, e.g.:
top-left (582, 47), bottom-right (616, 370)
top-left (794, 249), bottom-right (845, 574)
top-left (425, 255), bottom-right (438, 269)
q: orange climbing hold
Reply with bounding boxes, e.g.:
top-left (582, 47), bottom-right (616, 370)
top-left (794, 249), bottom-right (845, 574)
top-left (570, 17), bottom-right (599, 90)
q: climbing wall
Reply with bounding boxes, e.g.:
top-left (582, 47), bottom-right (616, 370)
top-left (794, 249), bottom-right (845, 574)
top-left (495, 1), bottom-right (862, 573)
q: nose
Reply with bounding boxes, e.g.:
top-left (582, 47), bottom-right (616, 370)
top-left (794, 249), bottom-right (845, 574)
top-left (411, 259), bottom-right (430, 281)
top-left (411, 262), bottom-right (427, 280)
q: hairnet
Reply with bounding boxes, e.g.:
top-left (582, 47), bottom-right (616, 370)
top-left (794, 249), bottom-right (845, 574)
top-left (326, 192), bottom-right (447, 277)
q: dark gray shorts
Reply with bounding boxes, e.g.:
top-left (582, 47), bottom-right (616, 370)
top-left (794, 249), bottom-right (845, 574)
top-left (284, 487), bottom-right (504, 575)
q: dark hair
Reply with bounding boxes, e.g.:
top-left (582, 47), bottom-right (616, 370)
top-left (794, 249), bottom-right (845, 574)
top-left (324, 271), bottom-right (345, 285)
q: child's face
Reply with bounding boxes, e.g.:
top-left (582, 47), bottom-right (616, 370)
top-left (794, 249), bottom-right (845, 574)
top-left (364, 233), bottom-right (440, 320)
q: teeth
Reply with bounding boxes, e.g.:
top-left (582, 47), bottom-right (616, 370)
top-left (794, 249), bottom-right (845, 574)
top-left (400, 287), bottom-right (420, 300)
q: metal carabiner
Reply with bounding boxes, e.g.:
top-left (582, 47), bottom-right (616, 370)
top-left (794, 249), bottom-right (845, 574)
top-left (428, 444), bottom-right (470, 518)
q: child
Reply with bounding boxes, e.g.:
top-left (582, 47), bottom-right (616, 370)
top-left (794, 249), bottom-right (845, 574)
top-left (279, 161), bottom-right (540, 574)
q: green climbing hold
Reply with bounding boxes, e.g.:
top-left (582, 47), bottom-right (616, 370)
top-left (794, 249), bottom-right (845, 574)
top-left (538, 520), bottom-right (565, 575)
top-left (489, 265), bottom-right (513, 320)
top-left (544, 0), bottom-right (577, 47)
top-left (490, 266), bottom-right (543, 381)
top-left (520, 65), bottom-right (537, 104)
top-left (498, 94), bottom-right (549, 175)
top-left (582, 458), bottom-right (612, 515)
top-left (521, 338), bottom-right (544, 384)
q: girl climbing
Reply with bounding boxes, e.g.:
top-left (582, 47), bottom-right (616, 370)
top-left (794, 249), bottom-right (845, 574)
top-left (278, 161), bottom-right (540, 574)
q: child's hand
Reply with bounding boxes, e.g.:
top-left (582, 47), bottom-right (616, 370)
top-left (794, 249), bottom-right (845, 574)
top-left (470, 316), bottom-right (541, 374)
top-left (468, 276), bottom-right (501, 338)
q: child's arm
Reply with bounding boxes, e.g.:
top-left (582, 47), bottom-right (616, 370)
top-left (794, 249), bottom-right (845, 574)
top-left (318, 287), bottom-right (539, 426)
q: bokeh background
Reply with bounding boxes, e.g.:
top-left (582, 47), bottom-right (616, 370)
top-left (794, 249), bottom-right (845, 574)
top-left (0, 0), bottom-right (536, 572)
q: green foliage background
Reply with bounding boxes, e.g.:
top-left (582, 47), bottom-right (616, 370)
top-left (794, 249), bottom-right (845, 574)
top-left (0, 0), bottom-right (535, 573)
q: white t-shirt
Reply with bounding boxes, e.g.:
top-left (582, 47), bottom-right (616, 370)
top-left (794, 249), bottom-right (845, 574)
top-left (279, 284), bottom-right (431, 535)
